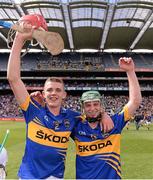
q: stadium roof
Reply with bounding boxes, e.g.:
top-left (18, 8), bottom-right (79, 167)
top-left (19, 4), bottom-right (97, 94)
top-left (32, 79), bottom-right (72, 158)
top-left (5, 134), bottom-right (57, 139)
top-left (0, 0), bottom-right (153, 52)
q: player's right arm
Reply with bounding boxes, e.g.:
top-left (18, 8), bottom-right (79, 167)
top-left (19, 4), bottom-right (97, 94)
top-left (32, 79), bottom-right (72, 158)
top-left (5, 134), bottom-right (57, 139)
top-left (119, 57), bottom-right (142, 119)
top-left (7, 24), bottom-right (33, 106)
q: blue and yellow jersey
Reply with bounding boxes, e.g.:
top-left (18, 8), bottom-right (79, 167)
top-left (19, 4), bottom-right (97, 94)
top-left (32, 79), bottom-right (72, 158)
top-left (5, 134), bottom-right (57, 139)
top-left (71, 106), bottom-right (130, 179)
top-left (18, 96), bottom-right (79, 179)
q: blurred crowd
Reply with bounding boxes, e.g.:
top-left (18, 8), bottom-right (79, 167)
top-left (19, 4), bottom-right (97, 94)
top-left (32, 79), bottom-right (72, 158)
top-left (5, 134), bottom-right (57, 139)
top-left (36, 54), bottom-right (105, 71)
top-left (0, 94), bottom-right (152, 120)
top-left (34, 53), bottom-right (153, 70)
top-left (1, 52), bottom-right (153, 72)
top-left (0, 95), bottom-right (23, 118)
top-left (1, 82), bottom-right (153, 91)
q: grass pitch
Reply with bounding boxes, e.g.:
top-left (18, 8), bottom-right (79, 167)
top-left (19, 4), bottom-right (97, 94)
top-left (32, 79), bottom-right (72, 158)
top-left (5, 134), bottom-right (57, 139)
top-left (0, 121), bottom-right (153, 179)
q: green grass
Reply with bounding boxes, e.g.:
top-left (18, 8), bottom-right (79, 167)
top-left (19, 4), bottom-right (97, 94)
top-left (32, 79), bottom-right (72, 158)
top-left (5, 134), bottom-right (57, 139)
top-left (0, 121), bottom-right (153, 179)
top-left (121, 125), bottom-right (153, 179)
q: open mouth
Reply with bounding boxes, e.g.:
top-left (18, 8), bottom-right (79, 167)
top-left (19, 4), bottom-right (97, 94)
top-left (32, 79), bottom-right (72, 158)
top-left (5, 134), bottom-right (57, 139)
top-left (49, 96), bottom-right (58, 101)
top-left (87, 112), bottom-right (98, 117)
top-left (86, 110), bottom-right (100, 117)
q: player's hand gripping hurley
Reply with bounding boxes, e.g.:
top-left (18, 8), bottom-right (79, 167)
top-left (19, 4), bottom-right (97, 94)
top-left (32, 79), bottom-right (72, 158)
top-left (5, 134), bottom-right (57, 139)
top-left (0, 14), bottom-right (64, 55)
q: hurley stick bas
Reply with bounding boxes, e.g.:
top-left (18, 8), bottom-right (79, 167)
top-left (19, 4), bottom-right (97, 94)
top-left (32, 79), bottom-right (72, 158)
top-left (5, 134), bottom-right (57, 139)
top-left (0, 18), bottom-right (64, 55)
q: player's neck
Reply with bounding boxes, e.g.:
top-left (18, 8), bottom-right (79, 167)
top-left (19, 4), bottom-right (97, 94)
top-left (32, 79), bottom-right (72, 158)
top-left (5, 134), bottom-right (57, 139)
top-left (47, 105), bottom-right (61, 116)
top-left (88, 121), bottom-right (99, 129)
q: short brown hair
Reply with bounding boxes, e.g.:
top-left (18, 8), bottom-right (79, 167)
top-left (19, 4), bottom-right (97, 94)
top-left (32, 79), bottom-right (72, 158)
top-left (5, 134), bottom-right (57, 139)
top-left (44, 77), bottom-right (65, 88)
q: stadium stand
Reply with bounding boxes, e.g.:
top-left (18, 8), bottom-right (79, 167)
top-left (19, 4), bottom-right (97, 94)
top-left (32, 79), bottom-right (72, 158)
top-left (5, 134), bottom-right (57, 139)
top-left (0, 0), bottom-right (153, 124)
top-left (0, 52), bottom-right (153, 121)
top-left (0, 53), bottom-right (153, 71)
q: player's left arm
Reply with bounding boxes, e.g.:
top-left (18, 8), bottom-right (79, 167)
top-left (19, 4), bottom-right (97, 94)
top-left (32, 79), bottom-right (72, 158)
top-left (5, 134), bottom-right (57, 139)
top-left (119, 57), bottom-right (142, 120)
top-left (30, 91), bottom-right (45, 107)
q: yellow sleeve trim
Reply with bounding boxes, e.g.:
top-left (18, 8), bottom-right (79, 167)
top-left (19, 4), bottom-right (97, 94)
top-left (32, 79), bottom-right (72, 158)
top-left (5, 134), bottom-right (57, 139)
top-left (20, 96), bottom-right (30, 111)
top-left (120, 105), bottom-right (131, 121)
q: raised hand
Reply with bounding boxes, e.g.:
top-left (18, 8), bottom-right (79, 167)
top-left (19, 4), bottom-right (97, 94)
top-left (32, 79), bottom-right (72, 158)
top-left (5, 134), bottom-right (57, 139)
top-left (30, 91), bottom-right (45, 107)
top-left (119, 57), bottom-right (135, 72)
top-left (15, 22), bottom-right (35, 41)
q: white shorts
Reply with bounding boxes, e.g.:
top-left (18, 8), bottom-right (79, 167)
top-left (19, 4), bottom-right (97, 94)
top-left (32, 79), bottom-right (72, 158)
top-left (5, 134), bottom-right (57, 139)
top-left (19, 175), bottom-right (63, 180)
top-left (0, 147), bottom-right (7, 180)
top-left (0, 147), bottom-right (8, 166)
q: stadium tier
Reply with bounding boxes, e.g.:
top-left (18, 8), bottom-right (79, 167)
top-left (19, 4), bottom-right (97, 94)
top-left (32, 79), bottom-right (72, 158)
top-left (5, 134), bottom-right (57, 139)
top-left (0, 52), bottom-right (153, 120)
top-left (0, 52), bottom-right (153, 71)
